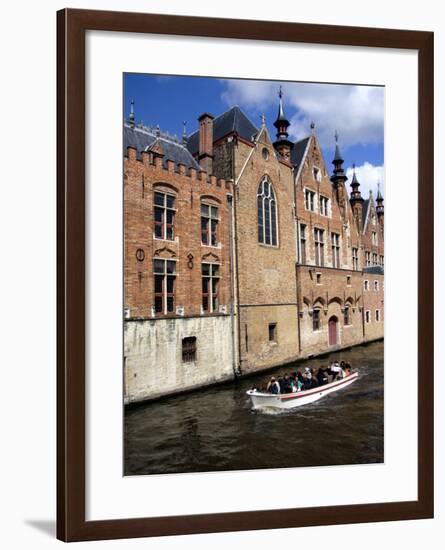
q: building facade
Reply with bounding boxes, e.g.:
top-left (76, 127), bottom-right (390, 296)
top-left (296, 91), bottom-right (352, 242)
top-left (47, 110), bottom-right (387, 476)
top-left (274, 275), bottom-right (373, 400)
top-left (123, 94), bottom-right (384, 404)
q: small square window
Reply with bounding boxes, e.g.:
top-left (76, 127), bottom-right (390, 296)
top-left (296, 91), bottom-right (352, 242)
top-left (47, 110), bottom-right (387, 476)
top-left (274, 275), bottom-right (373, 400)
top-left (268, 323), bottom-right (277, 342)
top-left (182, 336), bottom-right (197, 362)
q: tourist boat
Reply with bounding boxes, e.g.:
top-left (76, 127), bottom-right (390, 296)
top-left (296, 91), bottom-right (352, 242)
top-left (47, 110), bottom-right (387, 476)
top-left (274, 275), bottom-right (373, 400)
top-left (246, 372), bottom-right (359, 410)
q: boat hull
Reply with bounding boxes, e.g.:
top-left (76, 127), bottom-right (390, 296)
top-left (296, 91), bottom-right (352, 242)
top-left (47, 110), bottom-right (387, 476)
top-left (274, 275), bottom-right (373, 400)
top-left (247, 372), bottom-right (359, 410)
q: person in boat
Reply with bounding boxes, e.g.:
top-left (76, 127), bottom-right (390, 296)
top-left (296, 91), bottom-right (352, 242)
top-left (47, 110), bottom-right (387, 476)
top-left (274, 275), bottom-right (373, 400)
top-left (301, 372), bottom-right (312, 391)
top-left (267, 377), bottom-right (280, 394)
top-left (329, 360), bottom-right (342, 381)
top-left (344, 363), bottom-right (352, 376)
top-left (317, 366), bottom-right (329, 385)
top-left (280, 373), bottom-right (293, 394)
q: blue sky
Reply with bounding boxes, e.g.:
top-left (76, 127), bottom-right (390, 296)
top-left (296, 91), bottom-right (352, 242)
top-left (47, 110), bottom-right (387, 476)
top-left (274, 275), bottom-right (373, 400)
top-left (124, 74), bottom-right (384, 198)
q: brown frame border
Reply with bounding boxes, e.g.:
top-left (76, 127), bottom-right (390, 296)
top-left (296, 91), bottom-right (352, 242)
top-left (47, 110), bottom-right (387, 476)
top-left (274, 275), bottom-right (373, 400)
top-left (57, 8), bottom-right (434, 542)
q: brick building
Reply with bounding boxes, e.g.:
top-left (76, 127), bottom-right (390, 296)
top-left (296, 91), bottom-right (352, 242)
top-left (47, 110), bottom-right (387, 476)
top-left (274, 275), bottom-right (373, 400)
top-left (123, 92), bottom-right (384, 403)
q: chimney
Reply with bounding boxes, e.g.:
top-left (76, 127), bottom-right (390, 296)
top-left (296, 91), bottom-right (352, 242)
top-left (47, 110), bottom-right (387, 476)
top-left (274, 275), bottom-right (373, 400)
top-left (198, 112), bottom-right (214, 174)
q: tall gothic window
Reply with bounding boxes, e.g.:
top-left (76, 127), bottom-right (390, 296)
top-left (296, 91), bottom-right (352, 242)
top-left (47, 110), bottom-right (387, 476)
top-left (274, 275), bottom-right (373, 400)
top-left (257, 177), bottom-right (278, 246)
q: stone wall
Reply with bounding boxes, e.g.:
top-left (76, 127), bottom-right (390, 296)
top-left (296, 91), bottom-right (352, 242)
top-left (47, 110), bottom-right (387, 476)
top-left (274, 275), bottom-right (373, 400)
top-left (124, 315), bottom-right (234, 403)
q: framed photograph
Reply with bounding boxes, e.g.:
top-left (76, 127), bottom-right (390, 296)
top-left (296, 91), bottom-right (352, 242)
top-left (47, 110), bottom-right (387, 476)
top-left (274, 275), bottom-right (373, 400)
top-left (57, 8), bottom-right (434, 542)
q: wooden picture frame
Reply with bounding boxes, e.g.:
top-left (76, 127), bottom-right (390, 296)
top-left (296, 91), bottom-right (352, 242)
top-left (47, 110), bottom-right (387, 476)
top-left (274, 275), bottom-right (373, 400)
top-left (57, 8), bottom-right (434, 542)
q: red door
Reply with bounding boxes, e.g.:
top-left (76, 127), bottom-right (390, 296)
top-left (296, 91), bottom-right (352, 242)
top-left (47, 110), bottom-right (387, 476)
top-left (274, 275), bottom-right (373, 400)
top-left (328, 316), bottom-right (338, 346)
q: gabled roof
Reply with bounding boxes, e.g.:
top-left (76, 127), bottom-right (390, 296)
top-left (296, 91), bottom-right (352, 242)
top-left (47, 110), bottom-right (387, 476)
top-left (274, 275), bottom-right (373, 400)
top-left (361, 199), bottom-right (370, 229)
top-left (290, 136), bottom-right (310, 171)
top-left (124, 123), bottom-right (200, 170)
top-left (186, 106), bottom-right (258, 154)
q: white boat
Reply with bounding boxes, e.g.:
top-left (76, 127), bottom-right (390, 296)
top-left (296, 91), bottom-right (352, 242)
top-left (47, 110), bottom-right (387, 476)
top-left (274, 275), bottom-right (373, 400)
top-left (246, 372), bottom-right (359, 410)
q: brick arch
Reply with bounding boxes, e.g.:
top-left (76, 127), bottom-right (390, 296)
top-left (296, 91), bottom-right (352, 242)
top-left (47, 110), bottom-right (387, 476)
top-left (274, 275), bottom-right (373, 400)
top-left (200, 194), bottom-right (221, 205)
top-left (153, 181), bottom-right (179, 194)
top-left (345, 296), bottom-right (354, 306)
top-left (303, 296), bottom-right (311, 307)
top-left (313, 296), bottom-right (326, 308)
top-left (328, 296), bottom-right (343, 307)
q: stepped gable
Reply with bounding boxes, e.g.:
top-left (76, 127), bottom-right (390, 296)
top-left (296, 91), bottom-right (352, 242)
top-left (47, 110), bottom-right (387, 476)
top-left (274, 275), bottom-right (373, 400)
top-left (124, 122), bottom-right (200, 170)
top-left (186, 106), bottom-right (258, 154)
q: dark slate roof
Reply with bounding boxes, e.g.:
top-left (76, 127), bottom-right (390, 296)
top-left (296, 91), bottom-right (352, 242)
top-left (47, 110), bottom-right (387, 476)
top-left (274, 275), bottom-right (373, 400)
top-left (186, 106), bottom-right (258, 155)
top-left (361, 199), bottom-right (370, 228)
top-left (290, 137), bottom-right (310, 171)
top-left (123, 123), bottom-right (200, 170)
top-left (363, 265), bottom-right (384, 275)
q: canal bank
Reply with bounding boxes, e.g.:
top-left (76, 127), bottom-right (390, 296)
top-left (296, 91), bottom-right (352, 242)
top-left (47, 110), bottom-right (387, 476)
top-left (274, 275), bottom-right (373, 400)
top-left (125, 336), bottom-right (384, 407)
top-left (124, 340), bottom-right (384, 475)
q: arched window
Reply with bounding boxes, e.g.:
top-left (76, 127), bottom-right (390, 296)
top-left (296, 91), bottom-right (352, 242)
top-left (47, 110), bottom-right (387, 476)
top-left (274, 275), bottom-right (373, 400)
top-left (257, 177), bottom-right (278, 246)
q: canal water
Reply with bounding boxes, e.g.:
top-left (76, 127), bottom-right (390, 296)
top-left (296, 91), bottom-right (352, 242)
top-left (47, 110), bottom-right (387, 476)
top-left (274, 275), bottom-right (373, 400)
top-left (124, 340), bottom-right (383, 476)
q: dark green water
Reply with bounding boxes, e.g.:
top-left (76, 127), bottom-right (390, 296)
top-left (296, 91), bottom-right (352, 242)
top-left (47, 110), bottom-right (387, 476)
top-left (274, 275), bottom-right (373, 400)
top-left (124, 340), bottom-right (383, 475)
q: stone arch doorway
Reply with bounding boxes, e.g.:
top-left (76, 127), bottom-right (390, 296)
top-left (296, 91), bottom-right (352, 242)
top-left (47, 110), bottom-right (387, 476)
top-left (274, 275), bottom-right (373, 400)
top-left (328, 316), bottom-right (339, 346)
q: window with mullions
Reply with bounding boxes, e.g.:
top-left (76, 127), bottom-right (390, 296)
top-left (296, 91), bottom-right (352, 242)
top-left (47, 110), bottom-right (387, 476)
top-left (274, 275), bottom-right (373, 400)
top-left (304, 189), bottom-right (316, 212)
top-left (331, 232), bottom-right (340, 268)
top-left (257, 177), bottom-right (277, 246)
top-left (313, 309), bottom-right (321, 331)
top-left (299, 223), bottom-right (307, 264)
top-left (153, 259), bottom-right (176, 315)
top-left (154, 191), bottom-right (175, 240)
top-left (314, 228), bottom-right (325, 267)
top-left (202, 263), bottom-right (220, 313)
top-left (365, 251), bottom-right (371, 266)
top-left (352, 247), bottom-right (359, 271)
top-left (344, 306), bottom-right (351, 326)
top-left (201, 203), bottom-right (219, 246)
top-left (319, 196), bottom-right (329, 216)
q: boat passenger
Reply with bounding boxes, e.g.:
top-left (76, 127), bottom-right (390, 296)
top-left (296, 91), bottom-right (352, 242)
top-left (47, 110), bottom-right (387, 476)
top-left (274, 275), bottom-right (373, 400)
top-left (267, 377), bottom-right (280, 394)
top-left (280, 374), bottom-right (293, 394)
top-left (330, 361), bottom-right (341, 381)
top-left (317, 367), bottom-right (329, 385)
top-left (301, 373), bottom-right (312, 391)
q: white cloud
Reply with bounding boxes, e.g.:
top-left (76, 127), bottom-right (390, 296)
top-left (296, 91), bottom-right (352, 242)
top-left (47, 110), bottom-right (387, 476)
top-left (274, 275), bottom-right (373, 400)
top-left (346, 162), bottom-right (384, 199)
top-left (220, 80), bottom-right (384, 150)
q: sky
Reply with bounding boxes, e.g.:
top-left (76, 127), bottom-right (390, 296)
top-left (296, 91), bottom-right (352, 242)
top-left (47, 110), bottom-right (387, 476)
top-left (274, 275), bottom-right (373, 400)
top-left (124, 74), bottom-right (384, 198)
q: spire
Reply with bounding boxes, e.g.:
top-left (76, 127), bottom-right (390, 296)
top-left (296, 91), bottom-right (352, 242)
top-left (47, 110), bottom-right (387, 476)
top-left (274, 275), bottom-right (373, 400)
top-left (376, 182), bottom-right (384, 216)
top-left (276, 86), bottom-right (286, 121)
top-left (330, 131), bottom-right (347, 185)
top-left (261, 113), bottom-right (266, 128)
top-left (310, 121), bottom-right (315, 135)
top-left (350, 163), bottom-right (364, 203)
top-left (333, 130), bottom-right (343, 163)
top-left (182, 120), bottom-right (188, 146)
top-left (272, 86), bottom-right (293, 159)
top-left (129, 100), bottom-right (135, 128)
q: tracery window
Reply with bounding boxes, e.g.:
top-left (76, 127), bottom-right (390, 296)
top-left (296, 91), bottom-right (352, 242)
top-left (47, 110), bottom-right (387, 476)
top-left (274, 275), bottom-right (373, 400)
top-left (257, 177), bottom-right (278, 246)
